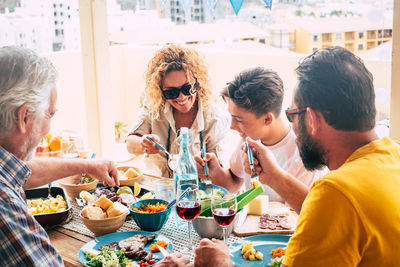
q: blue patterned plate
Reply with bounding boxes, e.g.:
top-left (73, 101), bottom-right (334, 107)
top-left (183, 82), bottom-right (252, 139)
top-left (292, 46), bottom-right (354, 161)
top-left (78, 231), bottom-right (173, 266)
top-left (230, 234), bottom-right (291, 267)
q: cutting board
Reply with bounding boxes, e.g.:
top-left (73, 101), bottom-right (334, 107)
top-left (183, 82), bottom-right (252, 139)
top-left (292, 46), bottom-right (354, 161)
top-left (234, 202), bottom-right (298, 237)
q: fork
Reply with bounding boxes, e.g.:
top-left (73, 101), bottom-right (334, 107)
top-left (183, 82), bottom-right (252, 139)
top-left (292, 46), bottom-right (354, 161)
top-left (145, 136), bottom-right (172, 159)
top-left (245, 140), bottom-right (260, 186)
top-left (80, 153), bottom-right (96, 184)
top-left (47, 182), bottom-right (52, 199)
top-left (200, 134), bottom-right (213, 194)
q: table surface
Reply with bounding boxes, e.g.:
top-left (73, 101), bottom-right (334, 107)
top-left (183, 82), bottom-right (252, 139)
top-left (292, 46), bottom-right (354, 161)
top-left (48, 172), bottom-right (243, 266)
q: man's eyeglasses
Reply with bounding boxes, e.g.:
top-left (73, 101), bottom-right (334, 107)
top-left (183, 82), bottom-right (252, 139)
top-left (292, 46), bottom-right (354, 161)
top-left (161, 81), bottom-right (198, 100)
top-left (285, 107), bottom-right (307, 123)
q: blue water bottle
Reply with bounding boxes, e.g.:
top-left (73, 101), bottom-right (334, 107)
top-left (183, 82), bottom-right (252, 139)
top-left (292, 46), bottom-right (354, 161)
top-left (173, 127), bottom-right (198, 227)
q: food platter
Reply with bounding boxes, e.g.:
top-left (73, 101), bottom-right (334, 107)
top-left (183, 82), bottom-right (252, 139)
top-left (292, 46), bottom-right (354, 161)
top-left (230, 234), bottom-right (291, 267)
top-left (78, 231), bottom-right (174, 266)
top-left (234, 202), bottom-right (298, 237)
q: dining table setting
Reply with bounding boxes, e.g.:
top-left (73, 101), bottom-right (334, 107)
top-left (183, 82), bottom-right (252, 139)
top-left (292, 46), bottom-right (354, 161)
top-left (38, 154), bottom-right (298, 267)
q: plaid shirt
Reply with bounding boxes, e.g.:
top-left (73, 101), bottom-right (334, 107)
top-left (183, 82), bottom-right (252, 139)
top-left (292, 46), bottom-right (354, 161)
top-left (0, 146), bottom-right (64, 266)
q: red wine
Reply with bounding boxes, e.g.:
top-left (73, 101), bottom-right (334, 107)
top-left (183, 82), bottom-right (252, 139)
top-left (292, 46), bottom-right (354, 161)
top-left (212, 208), bottom-right (236, 226)
top-left (176, 201), bottom-right (201, 221)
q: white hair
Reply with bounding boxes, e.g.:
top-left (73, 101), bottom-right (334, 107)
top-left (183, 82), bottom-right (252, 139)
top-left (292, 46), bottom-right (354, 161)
top-left (0, 46), bottom-right (57, 138)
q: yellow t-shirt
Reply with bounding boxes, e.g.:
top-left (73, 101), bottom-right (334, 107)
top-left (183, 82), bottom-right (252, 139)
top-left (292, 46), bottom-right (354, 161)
top-left (283, 137), bottom-right (400, 266)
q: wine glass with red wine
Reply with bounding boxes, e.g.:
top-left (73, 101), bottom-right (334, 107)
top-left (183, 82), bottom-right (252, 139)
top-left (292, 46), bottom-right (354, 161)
top-left (211, 197), bottom-right (237, 244)
top-left (176, 183), bottom-right (201, 253)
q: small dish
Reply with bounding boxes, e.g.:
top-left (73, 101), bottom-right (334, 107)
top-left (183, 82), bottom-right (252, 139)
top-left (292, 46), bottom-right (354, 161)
top-left (80, 211), bottom-right (128, 236)
top-left (58, 174), bottom-right (98, 199)
top-left (129, 199), bottom-right (171, 232)
top-left (117, 166), bottom-right (143, 186)
top-left (25, 186), bottom-right (72, 228)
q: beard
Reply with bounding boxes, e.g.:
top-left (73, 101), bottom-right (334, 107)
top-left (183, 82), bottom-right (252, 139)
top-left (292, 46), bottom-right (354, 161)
top-left (19, 118), bottom-right (43, 161)
top-left (296, 115), bottom-right (327, 171)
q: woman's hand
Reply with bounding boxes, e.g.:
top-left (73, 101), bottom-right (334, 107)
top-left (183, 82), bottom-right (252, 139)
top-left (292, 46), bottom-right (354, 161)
top-left (140, 134), bottom-right (161, 154)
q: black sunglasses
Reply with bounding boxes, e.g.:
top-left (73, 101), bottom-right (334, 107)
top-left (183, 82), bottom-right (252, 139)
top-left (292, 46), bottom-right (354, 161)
top-left (161, 81), bottom-right (198, 100)
top-left (285, 107), bottom-right (307, 123)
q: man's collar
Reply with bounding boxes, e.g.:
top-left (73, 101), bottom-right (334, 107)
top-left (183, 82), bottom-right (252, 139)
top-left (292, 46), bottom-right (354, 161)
top-left (0, 146), bottom-right (31, 187)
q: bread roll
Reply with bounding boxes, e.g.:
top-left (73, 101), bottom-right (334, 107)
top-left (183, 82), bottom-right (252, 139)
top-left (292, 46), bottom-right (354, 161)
top-left (106, 202), bottom-right (128, 217)
top-left (95, 195), bottom-right (113, 210)
top-left (82, 206), bottom-right (106, 219)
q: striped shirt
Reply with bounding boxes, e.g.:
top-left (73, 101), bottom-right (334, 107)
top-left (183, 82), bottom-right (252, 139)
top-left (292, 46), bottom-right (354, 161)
top-left (0, 146), bottom-right (64, 266)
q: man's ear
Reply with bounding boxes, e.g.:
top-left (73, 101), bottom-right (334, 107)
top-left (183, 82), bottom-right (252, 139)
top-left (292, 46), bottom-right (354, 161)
top-left (263, 112), bottom-right (274, 126)
top-left (17, 104), bottom-right (30, 134)
top-left (306, 107), bottom-right (322, 136)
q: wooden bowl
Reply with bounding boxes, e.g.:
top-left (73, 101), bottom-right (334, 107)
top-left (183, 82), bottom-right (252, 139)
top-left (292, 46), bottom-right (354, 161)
top-left (58, 174), bottom-right (98, 199)
top-left (117, 166), bottom-right (143, 186)
top-left (80, 211), bottom-right (128, 236)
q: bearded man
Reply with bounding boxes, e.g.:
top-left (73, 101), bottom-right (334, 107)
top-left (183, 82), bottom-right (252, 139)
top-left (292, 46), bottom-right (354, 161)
top-left (194, 47), bottom-right (400, 266)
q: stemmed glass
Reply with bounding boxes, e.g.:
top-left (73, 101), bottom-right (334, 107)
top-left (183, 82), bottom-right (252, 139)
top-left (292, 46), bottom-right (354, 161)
top-left (176, 183), bottom-right (201, 254)
top-left (211, 197), bottom-right (237, 244)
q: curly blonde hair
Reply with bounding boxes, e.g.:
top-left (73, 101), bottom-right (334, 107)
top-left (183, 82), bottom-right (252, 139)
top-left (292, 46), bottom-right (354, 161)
top-left (144, 44), bottom-right (213, 118)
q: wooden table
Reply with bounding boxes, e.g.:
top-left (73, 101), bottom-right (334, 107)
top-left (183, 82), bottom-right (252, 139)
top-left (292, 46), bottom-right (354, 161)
top-left (48, 171), bottom-right (164, 267)
top-left (48, 228), bottom-right (90, 267)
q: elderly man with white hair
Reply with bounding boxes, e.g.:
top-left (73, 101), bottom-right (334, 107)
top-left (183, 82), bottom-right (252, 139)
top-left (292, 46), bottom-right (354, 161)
top-left (0, 46), bottom-right (120, 266)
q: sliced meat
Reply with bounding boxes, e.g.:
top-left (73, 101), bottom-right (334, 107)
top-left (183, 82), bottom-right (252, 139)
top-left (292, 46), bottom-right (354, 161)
top-left (259, 214), bottom-right (292, 230)
top-left (99, 242), bottom-right (118, 251)
top-left (118, 234), bottom-right (155, 252)
top-left (119, 193), bottom-right (135, 206)
top-left (125, 248), bottom-right (142, 259)
top-left (118, 235), bottom-right (147, 252)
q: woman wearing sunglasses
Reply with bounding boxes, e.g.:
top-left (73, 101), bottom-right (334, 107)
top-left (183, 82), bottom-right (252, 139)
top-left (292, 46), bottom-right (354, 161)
top-left (126, 45), bottom-right (230, 177)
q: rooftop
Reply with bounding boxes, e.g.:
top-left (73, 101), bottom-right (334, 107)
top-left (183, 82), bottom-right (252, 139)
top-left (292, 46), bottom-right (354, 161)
top-left (110, 21), bottom-right (269, 45)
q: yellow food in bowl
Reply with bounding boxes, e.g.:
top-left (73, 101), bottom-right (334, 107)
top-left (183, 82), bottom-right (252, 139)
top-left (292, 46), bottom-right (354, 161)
top-left (27, 195), bottom-right (67, 215)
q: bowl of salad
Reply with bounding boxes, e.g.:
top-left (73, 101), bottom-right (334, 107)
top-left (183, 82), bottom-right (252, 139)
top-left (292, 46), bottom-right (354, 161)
top-left (192, 183), bottom-right (244, 239)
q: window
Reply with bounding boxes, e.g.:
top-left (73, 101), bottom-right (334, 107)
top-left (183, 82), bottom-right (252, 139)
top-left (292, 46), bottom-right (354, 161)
top-left (312, 35), bottom-right (318, 42)
top-left (60, 3), bottom-right (63, 8)
top-left (54, 11), bottom-right (57, 16)
top-left (335, 33), bottom-right (342, 40)
top-left (171, 8), bottom-right (175, 14)
top-left (322, 33), bottom-right (332, 42)
top-left (53, 3), bottom-right (56, 8)
top-left (60, 12), bottom-right (63, 16)
top-left (55, 21), bottom-right (58, 25)
top-left (61, 29), bottom-right (64, 35)
top-left (195, 16), bottom-right (200, 21)
top-left (345, 32), bottom-right (355, 41)
top-left (358, 43), bottom-right (364, 50)
top-left (195, 8), bottom-right (199, 13)
top-left (358, 32), bottom-right (364, 39)
top-left (176, 8), bottom-right (179, 14)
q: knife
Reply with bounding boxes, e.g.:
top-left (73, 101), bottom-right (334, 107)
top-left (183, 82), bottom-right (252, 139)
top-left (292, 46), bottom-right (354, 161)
top-left (156, 244), bottom-right (170, 257)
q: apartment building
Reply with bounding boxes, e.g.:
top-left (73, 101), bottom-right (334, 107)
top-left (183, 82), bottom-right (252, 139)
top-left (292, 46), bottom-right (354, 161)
top-left (290, 18), bottom-right (392, 54)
